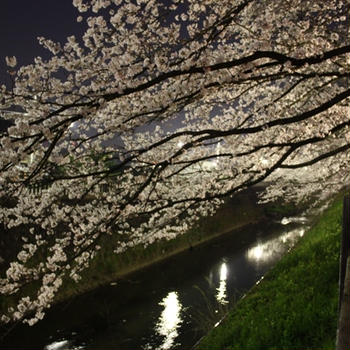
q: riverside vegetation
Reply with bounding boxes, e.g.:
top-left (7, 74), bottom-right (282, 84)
top-left (196, 193), bottom-right (345, 349)
top-left (47, 188), bottom-right (267, 301)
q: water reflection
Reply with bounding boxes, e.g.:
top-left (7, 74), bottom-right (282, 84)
top-left (247, 227), bottom-right (306, 263)
top-left (44, 339), bottom-right (85, 350)
top-left (155, 291), bottom-right (183, 350)
top-left (44, 340), bottom-right (70, 350)
top-left (216, 262), bottom-right (229, 305)
top-left (281, 216), bottom-right (308, 225)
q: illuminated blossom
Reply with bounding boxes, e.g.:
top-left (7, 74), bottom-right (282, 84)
top-left (0, 0), bottom-right (349, 326)
top-left (5, 55), bottom-right (17, 68)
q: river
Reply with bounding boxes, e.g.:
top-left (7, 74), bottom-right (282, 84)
top-left (1, 217), bottom-right (308, 350)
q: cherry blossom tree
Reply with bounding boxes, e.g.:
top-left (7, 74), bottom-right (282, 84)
top-left (0, 0), bottom-right (349, 326)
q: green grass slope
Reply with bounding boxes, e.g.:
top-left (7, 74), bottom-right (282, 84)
top-left (196, 196), bottom-right (344, 350)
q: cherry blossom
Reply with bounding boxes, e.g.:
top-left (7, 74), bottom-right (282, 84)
top-left (0, 0), bottom-right (349, 326)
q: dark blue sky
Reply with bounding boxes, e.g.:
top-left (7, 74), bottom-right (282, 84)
top-left (0, 0), bottom-right (83, 86)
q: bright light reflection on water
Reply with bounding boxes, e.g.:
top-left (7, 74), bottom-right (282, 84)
top-left (216, 262), bottom-right (229, 305)
top-left (44, 340), bottom-right (70, 350)
top-left (281, 216), bottom-right (308, 225)
top-left (155, 291), bottom-right (183, 350)
top-left (44, 338), bottom-right (85, 350)
top-left (247, 227), bottom-right (306, 263)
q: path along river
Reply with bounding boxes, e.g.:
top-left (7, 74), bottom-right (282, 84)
top-left (2, 216), bottom-right (308, 350)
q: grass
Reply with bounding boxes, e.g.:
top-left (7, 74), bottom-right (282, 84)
top-left (195, 194), bottom-right (344, 350)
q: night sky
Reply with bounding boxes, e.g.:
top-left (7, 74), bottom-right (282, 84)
top-left (0, 1), bottom-right (184, 136)
top-left (0, 0), bottom-right (83, 86)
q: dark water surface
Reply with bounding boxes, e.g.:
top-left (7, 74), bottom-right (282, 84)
top-left (1, 218), bottom-right (308, 350)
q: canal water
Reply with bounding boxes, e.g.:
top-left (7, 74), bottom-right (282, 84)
top-left (1, 218), bottom-right (308, 350)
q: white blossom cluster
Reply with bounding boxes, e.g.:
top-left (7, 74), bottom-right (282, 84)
top-left (0, 0), bottom-right (349, 325)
